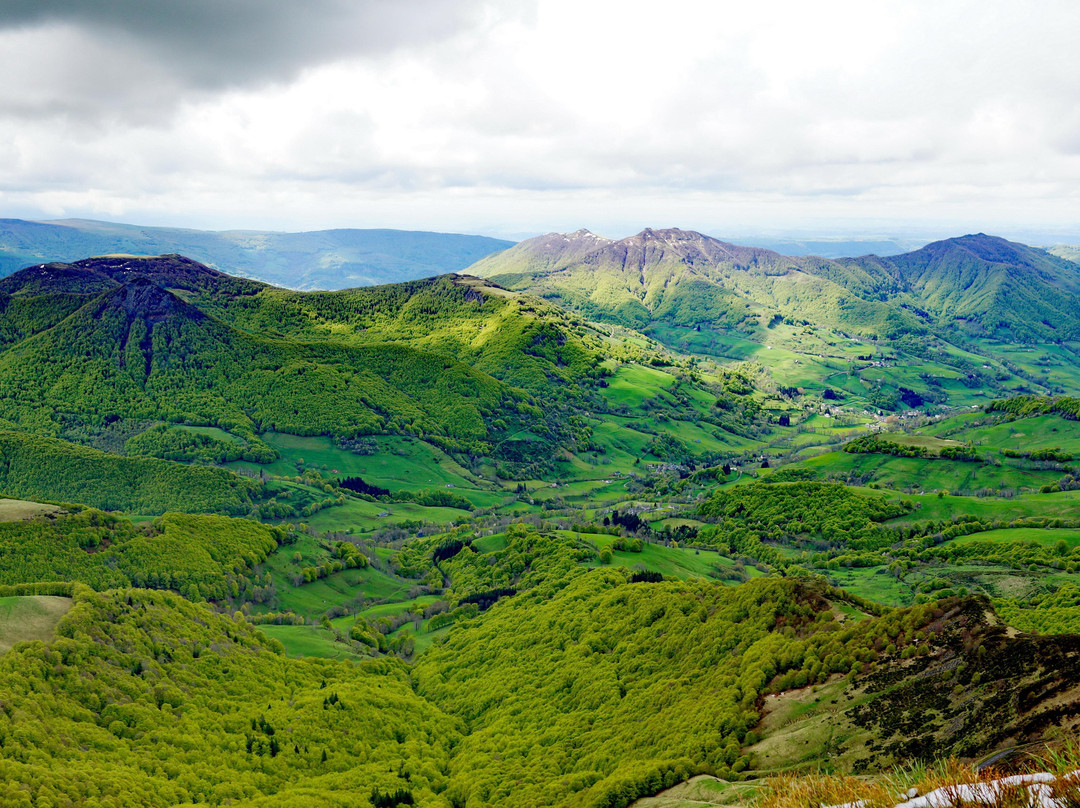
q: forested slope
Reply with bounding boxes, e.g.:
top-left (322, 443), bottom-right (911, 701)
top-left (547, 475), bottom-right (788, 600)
top-left (0, 431), bottom-right (262, 514)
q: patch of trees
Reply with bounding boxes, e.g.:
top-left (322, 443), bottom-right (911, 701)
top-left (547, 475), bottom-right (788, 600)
top-left (337, 436), bottom-right (378, 455)
top-left (125, 424), bottom-right (277, 464)
top-left (898, 387), bottom-right (925, 408)
top-left (409, 489), bottom-right (473, 510)
top-left (986, 395), bottom-right (1080, 421)
top-left (938, 445), bottom-right (980, 462)
top-left (611, 511), bottom-right (648, 534)
top-left (643, 433), bottom-right (692, 463)
top-left (1003, 447), bottom-right (1074, 462)
top-left (460, 587), bottom-right (517, 611)
top-left (338, 475), bottom-right (391, 497)
top-left (0, 509), bottom-right (282, 601)
top-left (393, 524), bottom-right (596, 602)
top-left (371, 787), bottom-right (415, 807)
top-left (844, 434), bottom-right (980, 463)
top-left (337, 476), bottom-right (474, 511)
top-left (433, 539), bottom-right (468, 563)
top-left (630, 570), bottom-right (664, 583)
top-left (697, 482), bottom-right (912, 560)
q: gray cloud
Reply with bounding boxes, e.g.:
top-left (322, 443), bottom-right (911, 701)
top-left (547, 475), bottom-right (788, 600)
top-left (0, 0), bottom-right (479, 87)
top-left (0, 0), bottom-right (505, 124)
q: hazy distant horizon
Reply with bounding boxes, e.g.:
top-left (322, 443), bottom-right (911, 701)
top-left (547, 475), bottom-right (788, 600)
top-left (11, 215), bottom-right (1080, 261)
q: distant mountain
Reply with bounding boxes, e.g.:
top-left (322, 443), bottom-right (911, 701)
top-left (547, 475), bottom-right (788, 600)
top-left (852, 234), bottom-right (1080, 341)
top-left (469, 228), bottom-right (1080, 342)
top-left (0, 218), bottom-right (514, 290)
top-left (469, 227), bottom-right (921, 339)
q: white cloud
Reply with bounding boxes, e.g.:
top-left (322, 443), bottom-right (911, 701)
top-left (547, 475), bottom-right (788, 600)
top-left (1, 0), bottom-right (1079, 238)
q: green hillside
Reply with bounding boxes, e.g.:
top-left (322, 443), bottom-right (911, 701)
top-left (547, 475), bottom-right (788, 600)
top-left (860, 234), bottom-right (1080, 341)
top-left (0, 431), bottom-right (263, 514)
top-left (0, 267), bottom-right (558, 456)
top-left (1, 515), bottom-right (1072, 807)
top-left (468, 229), bottom-right (1080, 413)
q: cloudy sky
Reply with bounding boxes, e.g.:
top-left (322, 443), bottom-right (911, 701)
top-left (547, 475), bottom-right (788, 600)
top-left (1, 0), bottom-right (1079, 240)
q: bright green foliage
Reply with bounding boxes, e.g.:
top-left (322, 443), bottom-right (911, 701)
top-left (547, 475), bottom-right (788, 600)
top-left (0, 430), bottom-right (261, 514)
top-left (0, 257), bottom-right (608, 466)
top-left (125, 424), bottom-right (277, 464)
top-left (697, 482), bottom-right (912, 560)
top-left (0, 510), bottom-right (281, 600)
top-left (845, 434), bottom-right (981, 462)
top-left (868, 234), bottom-right (1080, 341)
top-left (414, 570), bottom-right (943, 808)
top-left (0, 587), bottom-right (461, 807)
top-left (995, 583), bottom-right (1080, 634)
top-left (0, 279), bottom-right (527, 449)
top-left (986, 395), bottom-right (1080, 421)
top-left (395, 524), bottom-right (595, 602)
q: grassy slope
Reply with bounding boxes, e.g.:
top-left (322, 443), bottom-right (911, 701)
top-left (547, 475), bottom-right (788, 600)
top-left (0, 595), bottom-right (71, 652)
top-left (0, 498), bottom-right (63, 522)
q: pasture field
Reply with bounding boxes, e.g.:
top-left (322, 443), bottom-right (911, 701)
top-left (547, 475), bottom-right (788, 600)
top-left (255, 530), bottom-right (417, 620)
top-left (797, 451), bottom-right (1061, 494)
top-left (303, 497), bottom-right (473, 534)
top-left (228, 432), bottom-right (493, 497)
top-left (0, 596), bottom-right (72, 653)
top-left (947, 526), bottom-right (1080, 549)
top-left (0, 498), bottom-right (64, 522)
top-left (887, 489), bottom-right (1080, 524)
top-left (923, 413), bottom-right (1080, 454)
top-left (254, 623), bottom-right (366, 660)
top-left (573, 531), bottom-right (760, 582)
top-left (600, 364), bottom-right (678, 409)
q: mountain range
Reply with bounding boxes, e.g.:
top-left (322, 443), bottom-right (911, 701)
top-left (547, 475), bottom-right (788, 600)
top-left (0, 218), bottom-right (513, 290)
top-left (469, 228), bottom-right (1080, 343)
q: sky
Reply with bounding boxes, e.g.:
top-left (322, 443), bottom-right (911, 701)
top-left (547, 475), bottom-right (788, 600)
top-left (1, 0), bottom-right (1079, 242)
